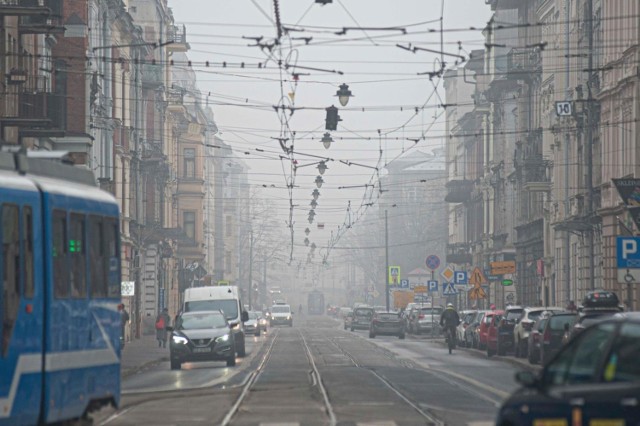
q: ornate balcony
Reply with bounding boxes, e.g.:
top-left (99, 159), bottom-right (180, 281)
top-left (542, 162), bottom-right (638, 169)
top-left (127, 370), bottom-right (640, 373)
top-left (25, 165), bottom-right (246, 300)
top-left (167, 24), bottom-right (190, 52)
top-left (18, 0), bottom-right (63, 34)
top-left (506, 47), bottom-right (541, 78)
top-left (445, 179), bottom-right (473, 203)
top-left (446, 243), bottom-right (472, 264)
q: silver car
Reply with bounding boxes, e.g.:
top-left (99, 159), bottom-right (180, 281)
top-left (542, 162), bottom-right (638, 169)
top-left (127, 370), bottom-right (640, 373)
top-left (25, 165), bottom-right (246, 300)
top-left (408, 306), bottom-right (443, 335)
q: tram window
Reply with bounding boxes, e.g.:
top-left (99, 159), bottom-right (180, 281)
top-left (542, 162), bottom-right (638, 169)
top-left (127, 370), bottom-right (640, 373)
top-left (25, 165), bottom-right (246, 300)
top-left (70, 214), bottom-right (86, 298)
top-left (23, 206), bottom-right (34, 298)
top-left (104, 218), bottom-right (120, 298)
top-left (89, 216), bottom-right (106, 298)
top-left (2, 204), bottom-right (20, 357)
top-left (53, 210), bottom-right (69, 298)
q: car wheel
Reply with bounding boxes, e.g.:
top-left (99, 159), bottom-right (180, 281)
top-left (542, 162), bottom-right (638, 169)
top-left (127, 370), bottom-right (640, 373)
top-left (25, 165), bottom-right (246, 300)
top-left (497, 339), bottom-right (506, 356)
top-left (399, 333), bottom-right (405, 339)
top-left (255, 330), bottom-right (260, 337)
top-left (170, 358), bottom-right (181, 370)
top-left (226, 356), bottom-right (236, 367)
top-left (487, 347), bottom-right (495, 358)
top-left (528, 349), bottom-right (537, 365)
top-left (237, 337), bottom-right (246, 358)
top-left (518, 339), bottom-right (527, 358)
top-left (351, 327), bottom-right (354, 332)
top-left (344, 324), bottom-right (347, 330)
top-left (369, 332), bottom-right (375, 338)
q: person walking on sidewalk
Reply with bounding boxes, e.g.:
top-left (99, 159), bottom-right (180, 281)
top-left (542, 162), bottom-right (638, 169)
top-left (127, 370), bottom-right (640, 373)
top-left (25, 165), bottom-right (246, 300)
top-left (155, 308), bottom-right (171, 348)
top-left (118, 303), bottom-right (130, 348)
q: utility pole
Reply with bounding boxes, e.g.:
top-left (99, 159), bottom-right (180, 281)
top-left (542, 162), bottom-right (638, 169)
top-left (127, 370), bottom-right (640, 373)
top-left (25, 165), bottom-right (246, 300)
top-left (248, 230), bottom-right (253, 309)
top-left (585, 0), bottom-right (596, 291)
top-left (385, 209), bottom-right (390, 311)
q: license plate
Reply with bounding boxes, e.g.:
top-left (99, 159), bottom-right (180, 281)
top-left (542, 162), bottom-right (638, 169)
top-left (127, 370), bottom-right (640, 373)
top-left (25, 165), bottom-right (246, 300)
top-left (193, 347), bottom-right (211, 353)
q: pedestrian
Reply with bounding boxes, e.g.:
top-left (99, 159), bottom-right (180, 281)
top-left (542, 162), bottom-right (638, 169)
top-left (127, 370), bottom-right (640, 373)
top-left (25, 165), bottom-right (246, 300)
top-left (118, 303), bottom-right (129, 348)
top-left (155, 308), bottom-right (170, 348)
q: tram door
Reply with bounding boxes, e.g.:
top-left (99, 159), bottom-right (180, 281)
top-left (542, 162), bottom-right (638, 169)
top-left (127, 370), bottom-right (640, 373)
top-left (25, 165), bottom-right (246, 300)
top-left (0, 197), bottom-right (45, 425)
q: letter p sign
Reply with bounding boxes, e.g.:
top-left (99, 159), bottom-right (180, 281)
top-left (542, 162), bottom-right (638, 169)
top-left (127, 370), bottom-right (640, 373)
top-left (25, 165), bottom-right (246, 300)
top-left (623, 240), bottom-right (638, 259)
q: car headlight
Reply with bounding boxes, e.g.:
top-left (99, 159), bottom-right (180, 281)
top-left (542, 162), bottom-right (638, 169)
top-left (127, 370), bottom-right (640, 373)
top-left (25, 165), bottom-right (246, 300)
top-left (216, 334), bottom-right (230, 343)
top-left (172, 335), bottom-right (188, 345)
top-left (287, 316), bottom-right (291, 320)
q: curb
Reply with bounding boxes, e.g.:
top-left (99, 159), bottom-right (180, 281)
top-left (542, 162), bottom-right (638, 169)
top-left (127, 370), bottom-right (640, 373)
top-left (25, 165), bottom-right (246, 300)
top-left (122, 356), bottom-right (169, 379)
top-left (432, 339), bottom-right (541, 371)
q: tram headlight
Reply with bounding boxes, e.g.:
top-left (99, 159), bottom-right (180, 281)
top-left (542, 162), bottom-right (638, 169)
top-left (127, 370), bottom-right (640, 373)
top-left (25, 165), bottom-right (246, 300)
top-left (172, 335), bottom-right (188, 345)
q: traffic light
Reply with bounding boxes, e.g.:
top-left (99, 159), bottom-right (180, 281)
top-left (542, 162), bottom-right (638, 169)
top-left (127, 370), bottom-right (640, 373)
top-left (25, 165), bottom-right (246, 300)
top-left (325, 105), bottom-right (341, 131)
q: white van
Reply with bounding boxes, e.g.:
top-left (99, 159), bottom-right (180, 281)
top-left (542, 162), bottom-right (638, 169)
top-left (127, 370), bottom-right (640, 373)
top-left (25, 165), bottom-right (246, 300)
top-left (183, 286), bottom-right (249, 357)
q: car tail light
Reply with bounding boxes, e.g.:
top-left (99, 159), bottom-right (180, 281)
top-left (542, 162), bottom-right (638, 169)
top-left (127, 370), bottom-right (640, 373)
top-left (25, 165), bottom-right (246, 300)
top-left (418, 314), bottom-right (425, 319)
top-left (543, 327), bottom-right (551, 344)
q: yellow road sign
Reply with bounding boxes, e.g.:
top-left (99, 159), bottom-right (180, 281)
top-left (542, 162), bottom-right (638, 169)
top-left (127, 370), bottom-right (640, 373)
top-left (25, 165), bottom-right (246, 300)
top-left (414, 285), bottom-right (428, 293)
top-left (490, 261), bottom-right (516, 275)
top-left (388, 266), bottom-right (401, 286)
top-left (469, 286), bottom-right (486, 300)
top-left (469, 267), bottom-right (488, 285)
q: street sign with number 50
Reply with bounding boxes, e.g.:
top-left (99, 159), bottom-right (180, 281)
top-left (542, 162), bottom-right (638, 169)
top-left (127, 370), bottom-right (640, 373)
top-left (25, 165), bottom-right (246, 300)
top-left (556, 101), bottom-right (572, 116)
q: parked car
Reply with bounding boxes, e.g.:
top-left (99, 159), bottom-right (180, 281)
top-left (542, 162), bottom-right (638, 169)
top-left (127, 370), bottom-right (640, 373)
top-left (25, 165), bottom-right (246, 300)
top-left (485, 310), bottom-right (506, 357)
top-left (513, 306), bottom-right (563, 358)
top-left (496, 313), bottom-right (640, 426)
top-left (169, 311), bottom-right (236, 370)
top-left (343, 311), bottom-right (354, 330)
top-left (351, 306), bottom-right (375, 331)
top-left (369, 311), bottom-right (405, 339)
top-left (481, 310), bottom-right (503, 352)
top-left (456, 310), bottom-right (477, 346)
top-left (494, 306), bottom-right (524, 356)
top-left (408, 306), bottom-right (443, 335)
top-left (539, 311), bottom-right (578, 365)
top-left (527, 314), bottom-right (551, 364)
top-left (571, 311), bottom-right (618, 339)
top-left (464, 310), bottom-right (487, 348)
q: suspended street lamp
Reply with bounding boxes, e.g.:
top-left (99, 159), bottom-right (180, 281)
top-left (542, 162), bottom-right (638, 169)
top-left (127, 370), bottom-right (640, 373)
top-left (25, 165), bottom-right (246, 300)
top-left (304, 227), bottom-right (311, 235)
top-left (321, 132), bottom-right (333, 150)
top-left (310, 243), bottom-right (317, 251)
top-left (310, 199), bottom-right (318, 209)
top-left (335, 83), bottom-right (353, 107)
top-left (317, 160), bottom-right (328, 175)
top-left (304, 237), bottom-right (310, 246)
top-left (315, 175), bottom-right (324, 188)
top-left (312, 189), bottom-right (320, 200)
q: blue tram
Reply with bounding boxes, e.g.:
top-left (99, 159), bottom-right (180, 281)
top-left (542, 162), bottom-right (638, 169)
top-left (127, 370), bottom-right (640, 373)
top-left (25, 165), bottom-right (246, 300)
top-left (0, 152), bottom-right (121, 425)
top-left (307, 290), bottom-right (325, 315)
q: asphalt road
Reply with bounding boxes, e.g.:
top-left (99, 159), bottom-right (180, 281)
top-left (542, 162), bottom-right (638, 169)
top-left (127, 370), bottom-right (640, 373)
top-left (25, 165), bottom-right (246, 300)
top-left (95, 317), bottom-right (526, 425)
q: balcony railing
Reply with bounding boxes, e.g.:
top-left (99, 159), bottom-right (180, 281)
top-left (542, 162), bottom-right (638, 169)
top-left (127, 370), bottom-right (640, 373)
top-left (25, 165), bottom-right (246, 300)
top-left (142, 63), bottom-right (163, 86)
top-left (445, 179), bottom-right (473, 203)
top-left (507, 47), bottom-right (541, 77)
top-left (446, 243), bottom-right (472, 264)
top-left (167, 24), bottom-right (189, 52)
top-left (19, 91), bottom-right (66, 129)
top-left (19, 0), bottom-right (63, 33)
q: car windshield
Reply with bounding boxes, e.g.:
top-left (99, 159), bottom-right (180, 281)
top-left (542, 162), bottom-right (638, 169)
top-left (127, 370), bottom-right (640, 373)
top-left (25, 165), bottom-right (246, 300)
top-left (185, 300), bottom-right (239, 320)
top-left (248, 312), bottom-right (260, 320)
top-left (178, 313), bottom-right (227, 330)
top-left (272, 306), bottom-right (290, 313)
top-left (506, 310), bottom-right (523, 321)
top-left (419, 308), bottom-right (440, 316)
top-left (528, 311), bottom-right (544, 321)
top-left (549, 314), bottom-right (578, 330)
top-left (355, 309), bottom-right (373, 317)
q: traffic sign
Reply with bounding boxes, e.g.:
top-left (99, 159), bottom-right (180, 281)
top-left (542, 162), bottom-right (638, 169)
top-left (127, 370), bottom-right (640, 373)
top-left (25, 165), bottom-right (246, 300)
top-left (121, 281), bottom-right (135, 296)
top-left (490, 261), bottom-right (516, 275)
top-left (441, 265), bottom-right (455, 282)
top-left (502, 279), bottom-right (514, 286)
top-left (414, 285), bottom-right (428, 294)
top-left (442, 282), bottom-right (457, 296)
top-left (469, 267), bottom-right (488, 285)
top-left (427, 280), bottom-right (438, 292)
top-left (556, 101), bottom-right (572, 116)
top-left (469, 286), bottom-right (487, 300)
top-left (400, 279), bottom-right (409, 289)
top-left (454, 271), bottom-right (468, 284)
top-left (388, 266), bottom-right (401, 286)
top-left (616, 237), bottom-right (640, 268)
top-left (426, 255), bottom-right (440, 271)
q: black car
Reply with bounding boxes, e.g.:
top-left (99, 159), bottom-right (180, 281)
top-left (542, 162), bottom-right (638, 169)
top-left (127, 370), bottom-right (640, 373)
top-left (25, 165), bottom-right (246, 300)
top-left (351, 306), bottom-right (374, 331)
top-left (539, 311), bottom-right (578, 365)
top-left (169, 311), bottom-right (236, 370)
top-left (496, 306), bottom-right (523, 356)
top-left (369, 311), bottom-right (405, 339)
top-left (496, 313), bottom-right (640, 426)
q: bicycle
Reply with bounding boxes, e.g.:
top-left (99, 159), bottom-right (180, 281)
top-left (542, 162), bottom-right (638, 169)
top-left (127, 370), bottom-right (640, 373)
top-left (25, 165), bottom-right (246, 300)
top-left (445, 327), bottom-right (456, 354)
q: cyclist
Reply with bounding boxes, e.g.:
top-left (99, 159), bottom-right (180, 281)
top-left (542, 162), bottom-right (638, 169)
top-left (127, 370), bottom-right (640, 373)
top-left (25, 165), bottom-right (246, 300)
top-left (440, 303), bottom-right (460, 349)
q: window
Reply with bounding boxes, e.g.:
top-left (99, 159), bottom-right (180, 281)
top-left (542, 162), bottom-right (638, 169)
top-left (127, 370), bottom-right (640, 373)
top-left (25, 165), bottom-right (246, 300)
top-left (105, 218), bottom-right (120, 298)
top-left (69, 214), bottom-right (86, 298)
top-left (23, 207), bottom-right (34, 298)
top-left (53, 210), bottom-right (68, 298)
top-left (183, 148), bottom-right (195, 178)
top-left (2, 204), bottom-right (20, 357)
top-left (89, 216), bottom-right (106, 298)
top-left (544, 323), bottom-right (615, 386)
top-left (604, 323), bottom-right (640, 382)
top-left (183, 211), bottom-right (195, 240)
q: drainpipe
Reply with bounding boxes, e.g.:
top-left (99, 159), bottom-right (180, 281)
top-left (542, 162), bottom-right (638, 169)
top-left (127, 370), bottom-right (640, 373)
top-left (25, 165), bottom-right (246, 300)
top-left (564, 0), bottom-right (571, 305)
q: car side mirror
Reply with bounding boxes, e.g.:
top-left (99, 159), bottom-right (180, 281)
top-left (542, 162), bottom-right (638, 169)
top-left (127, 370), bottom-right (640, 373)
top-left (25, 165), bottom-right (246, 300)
top-left (241, 311), bottom-right (249, 322)
top-left (515, 371), bottom-right (539, 388)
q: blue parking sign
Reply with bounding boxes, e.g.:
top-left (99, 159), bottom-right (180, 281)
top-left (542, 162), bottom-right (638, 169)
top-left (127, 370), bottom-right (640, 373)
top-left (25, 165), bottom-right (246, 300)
top-left (617, 237), bottom-right (640, 268)
top-left (454, 271), bottom-right (468, 284)
top-left (427, 280), bottom-right (438, 292)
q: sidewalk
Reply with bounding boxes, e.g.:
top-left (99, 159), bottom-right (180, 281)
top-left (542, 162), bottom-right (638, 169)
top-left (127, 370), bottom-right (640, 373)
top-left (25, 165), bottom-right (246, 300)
top-left (121, 334), bottom-right (170, 378)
